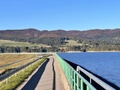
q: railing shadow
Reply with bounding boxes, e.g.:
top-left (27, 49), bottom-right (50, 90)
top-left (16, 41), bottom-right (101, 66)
top-left (21, 58), bottom-right (49, 90)
top-left (52, 58), bottom-right (56, 90)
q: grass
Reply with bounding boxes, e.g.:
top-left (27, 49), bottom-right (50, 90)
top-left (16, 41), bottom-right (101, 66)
top-left (0, 54), bottom-right (36, 66)
top-left (59, 40), bottom-right (83, 51)
top-left (65, 40), bottom-right (82, 46)
top-left (0, 57), bottom-right (47, 90)
top-left (0, 54), bottom-right (36, 74)
top-left (0, 39), bottom-right (49, 47)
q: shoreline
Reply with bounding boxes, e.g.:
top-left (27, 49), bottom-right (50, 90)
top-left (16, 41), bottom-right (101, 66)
top-left (67, 51), bottom-right (120, 53)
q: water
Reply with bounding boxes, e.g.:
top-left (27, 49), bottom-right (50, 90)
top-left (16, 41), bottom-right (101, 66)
top-left (57, 52), bottom-right (120, 87)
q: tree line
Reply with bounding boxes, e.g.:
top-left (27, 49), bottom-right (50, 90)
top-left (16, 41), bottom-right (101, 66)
top-left (0, 46), bottom-right (60, 53)
top-left (0, 44), bottom-right (120, 53)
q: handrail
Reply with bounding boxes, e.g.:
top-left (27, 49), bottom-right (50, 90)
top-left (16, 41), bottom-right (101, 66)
top-left (55, 53), bottom-right (96, 90)
top-left (77, 66), bottom-right (116, 90)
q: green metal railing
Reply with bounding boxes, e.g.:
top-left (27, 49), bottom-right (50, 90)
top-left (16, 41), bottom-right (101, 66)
top-left (56, 54), bottom-right (96, 90)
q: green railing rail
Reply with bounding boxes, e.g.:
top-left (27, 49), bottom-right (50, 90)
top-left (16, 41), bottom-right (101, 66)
top-left (55, 53), bottom-right (96, 90)
top-left (76, 66), bottom-right (116, 90)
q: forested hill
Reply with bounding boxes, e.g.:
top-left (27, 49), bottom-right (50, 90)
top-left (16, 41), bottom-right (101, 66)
top-left (0, 28), bottom-right (120, 52)
top-left (0, 28), bottom-right (120, 46)
top-left (0, 28), bottom-right (120, 38)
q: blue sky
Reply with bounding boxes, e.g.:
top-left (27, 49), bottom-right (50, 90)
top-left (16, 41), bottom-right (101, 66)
top-left (0, 0), bottom-right (120, 30)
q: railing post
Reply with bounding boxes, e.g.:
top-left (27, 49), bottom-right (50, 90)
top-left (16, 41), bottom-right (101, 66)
top-left (81, 79), bottom-right (83, 90)
top-left (68, 66), bottom-right (71, 84)
top-left (77, 76), bottom-right (79, 90)
top-left (6, 78), bottom-right (8, 84)
top-left (87, 86), bottom-right (90, 90)
top-left (74, 71), bottom-right (75, 90)
top-left (70, 68), bottom-right (72, 89)
top-left (77, 74), bottom-right (79, 90)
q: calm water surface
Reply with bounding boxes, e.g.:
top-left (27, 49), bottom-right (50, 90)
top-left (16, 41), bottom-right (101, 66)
top-left (57, 52), bottom-right (120, 87)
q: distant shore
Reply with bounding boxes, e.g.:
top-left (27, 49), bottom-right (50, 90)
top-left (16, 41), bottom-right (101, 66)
top-left (67, 51), bottom-right (120, 53)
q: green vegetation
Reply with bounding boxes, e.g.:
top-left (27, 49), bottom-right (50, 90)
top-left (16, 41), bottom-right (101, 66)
top-left (0, 57), bottom-right (47, 90)
top-left (1, 39), bottom-right (120, 52)
top-left (1, 29), bottom-right (120, 52)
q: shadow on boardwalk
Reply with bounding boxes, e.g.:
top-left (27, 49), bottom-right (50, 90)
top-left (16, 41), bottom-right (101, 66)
top-left (21, 59), bottom-right (49, 90)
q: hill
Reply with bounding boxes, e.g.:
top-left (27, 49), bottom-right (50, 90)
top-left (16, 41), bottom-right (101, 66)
top-left (1, 28), bottom-right (120, 38)
top-left (0, 28), bottom-right (120, 52)
top-left (0, 28), bottom-right (120, 42)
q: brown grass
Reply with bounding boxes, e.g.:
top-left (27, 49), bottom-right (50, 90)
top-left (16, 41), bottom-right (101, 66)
top-left (0, 39), bottom-right (50, 47)
top-left (0, 54), bottom-right (36, 74)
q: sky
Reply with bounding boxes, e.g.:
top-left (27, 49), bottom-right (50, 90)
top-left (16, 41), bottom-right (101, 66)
top-left (0, 0), bottom-right (120, 30)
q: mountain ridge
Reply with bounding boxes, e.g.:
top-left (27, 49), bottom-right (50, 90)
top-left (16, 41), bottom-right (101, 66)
top-left (0, 28), bottom-right (120, 44)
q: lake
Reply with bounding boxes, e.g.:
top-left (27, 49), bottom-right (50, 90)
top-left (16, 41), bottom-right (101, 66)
top-left (57, 52), bottom-right (120, 88)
